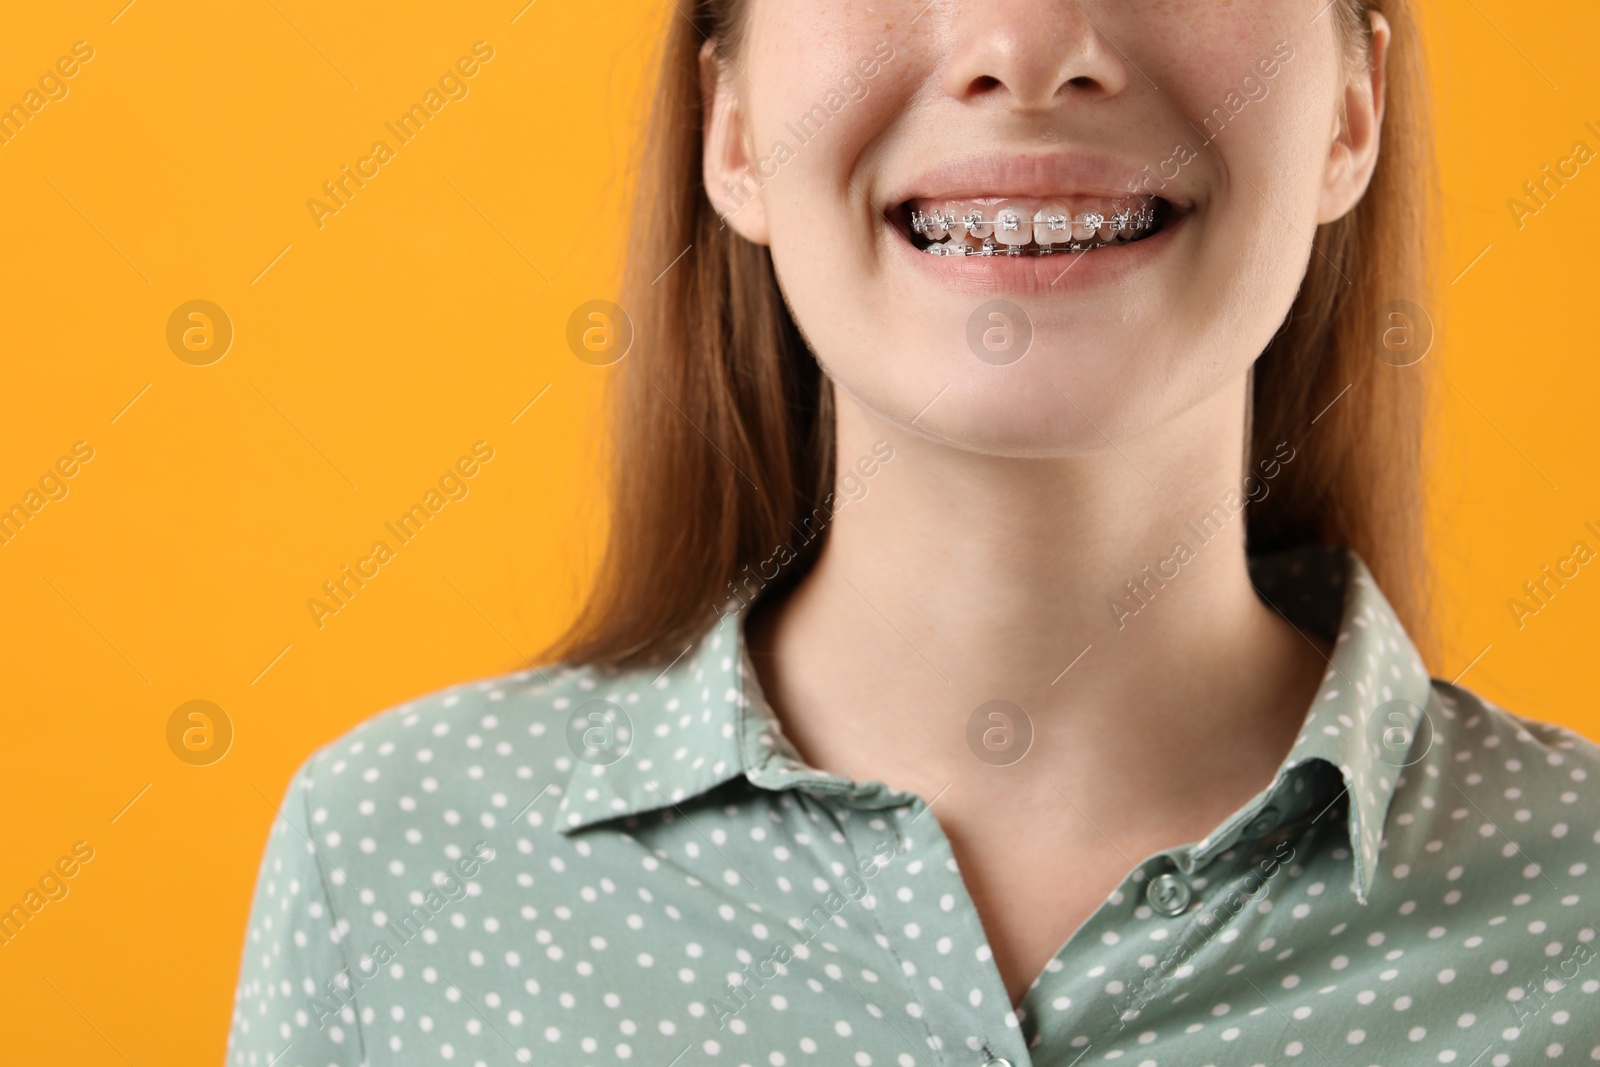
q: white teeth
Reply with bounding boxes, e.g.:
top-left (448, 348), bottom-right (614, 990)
top-left (1033, 201), bottom-right (1071, 246)
top-left (935, 230), bottom-right (978, 255)
top-left (910, 197), bottom-right (1160, 255)
top-left (993, 204), bottom-right (1030, 246)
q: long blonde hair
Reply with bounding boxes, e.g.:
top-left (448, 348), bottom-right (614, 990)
top-left (546, 0), bottom-right (1438, 670)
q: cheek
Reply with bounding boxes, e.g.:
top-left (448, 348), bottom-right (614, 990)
top-left (740, 10), bottom-right (910, 206)
top-left (1182, 43), bottom-right (1345, 368)
top-left (746, 10), bottom-right (931, 404)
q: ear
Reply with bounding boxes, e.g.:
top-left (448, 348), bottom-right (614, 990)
top-left (1316, 10), bottom-right (1390, 224)
top-left (700, 38), bottom-right (771, 244)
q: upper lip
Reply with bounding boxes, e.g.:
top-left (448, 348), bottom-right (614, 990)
top-left (885, 151), bottom-right (1193, 210)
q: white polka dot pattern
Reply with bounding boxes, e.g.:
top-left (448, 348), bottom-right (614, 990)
top-left (226, 547), bottom-right (1600, 1065)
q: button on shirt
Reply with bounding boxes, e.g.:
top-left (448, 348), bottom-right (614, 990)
top-left (227, 545), bottom-right (1600, 1065)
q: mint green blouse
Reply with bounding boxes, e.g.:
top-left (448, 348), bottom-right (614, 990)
top-left (227, 546), bottom-right (1600, 1066)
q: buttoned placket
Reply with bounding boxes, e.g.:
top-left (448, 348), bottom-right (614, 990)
top-left (768, 764), bottom-right (1343, 1067)
top-left (730, 755), bottom-right (1346, 1062)
top-left (1029, 785), bottom-right (1337, 1059)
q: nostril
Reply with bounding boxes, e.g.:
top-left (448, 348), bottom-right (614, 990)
top-left (971, 75), bottom-right (1002, 92)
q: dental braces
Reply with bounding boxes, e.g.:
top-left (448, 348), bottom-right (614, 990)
top-left (911, 204), bottom-right (1159, 257)
top-left (910, 204), bottom-right (1157, 237)
top-left (923, 237), bottom-right (1113, 257)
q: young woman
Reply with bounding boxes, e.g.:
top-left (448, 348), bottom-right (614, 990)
top-left (228, 1), bottom-right (1600, 1064)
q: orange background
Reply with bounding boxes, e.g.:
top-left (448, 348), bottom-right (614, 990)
top-left (0, 1), bottom-right (1595, 1062)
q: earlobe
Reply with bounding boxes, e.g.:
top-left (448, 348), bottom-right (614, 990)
top-left (700, 39), bottom-right (771, 244)
top-left (1316, 11), bottom-right (1390, 225)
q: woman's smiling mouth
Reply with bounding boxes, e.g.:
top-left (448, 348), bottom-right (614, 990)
top-left (882, 152), bottom-right (1194, 292)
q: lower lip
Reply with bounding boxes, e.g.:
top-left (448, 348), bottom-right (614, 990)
top-left (893, 210), bottom-right (1188, 295)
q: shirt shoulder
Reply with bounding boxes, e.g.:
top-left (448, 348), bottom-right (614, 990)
top-left (292, 660), bottom-right (624, 836)
top-left (1428, 678), bottom-right (1600, 799)
top-left (227, 661), bottom-right (647, 1064)
top-left (1384, 677), bottom-right (1600, 886)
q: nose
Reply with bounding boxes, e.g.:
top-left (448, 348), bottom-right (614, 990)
top-left (939, 0), bottom-right (1129, 110)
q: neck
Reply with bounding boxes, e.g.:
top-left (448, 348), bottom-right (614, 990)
top-left (745, 374), bottom-right (1327, 812)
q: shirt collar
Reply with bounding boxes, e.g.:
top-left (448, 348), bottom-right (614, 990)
top-left (552, 609), bottom-right (830, 834)
top-left (553, 545), bottom-right (1433, 902)
top-left (1239, 544), bottom-right (1435, 902)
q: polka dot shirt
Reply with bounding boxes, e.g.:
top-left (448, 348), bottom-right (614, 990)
top-left (227, 545), bottom-right (1600, 1066)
